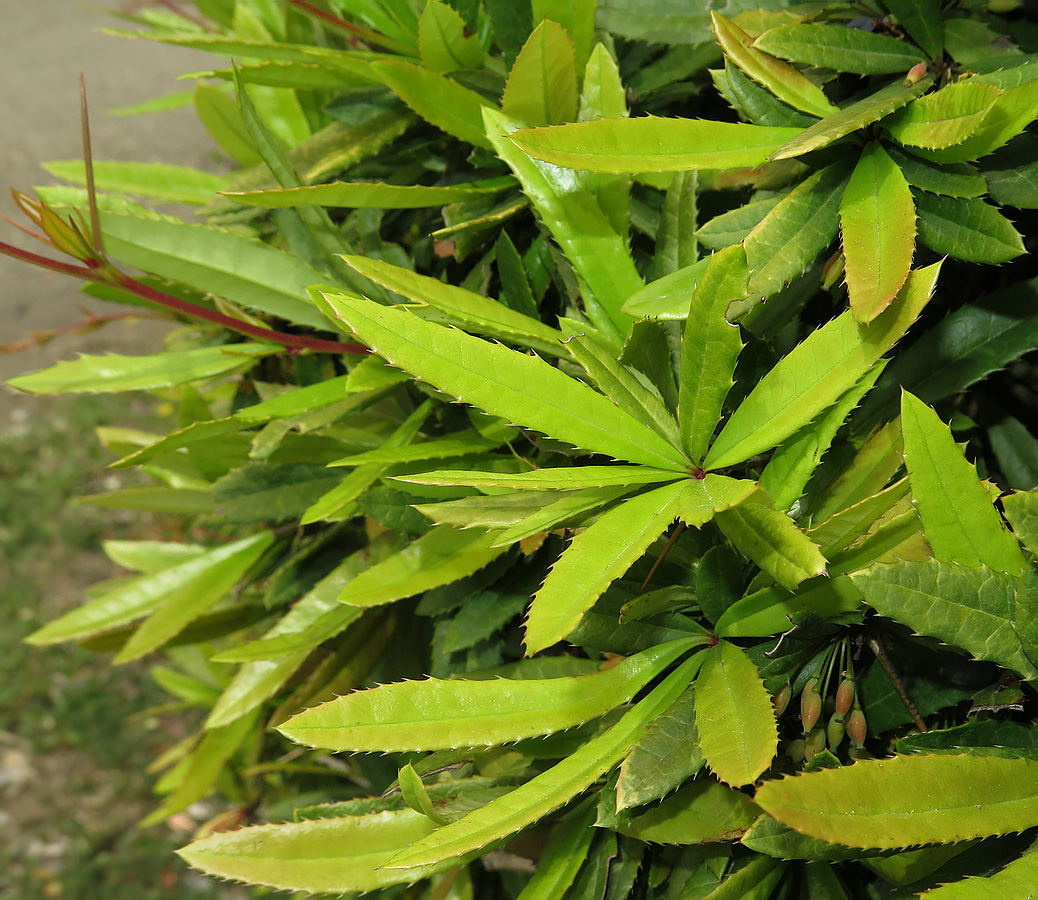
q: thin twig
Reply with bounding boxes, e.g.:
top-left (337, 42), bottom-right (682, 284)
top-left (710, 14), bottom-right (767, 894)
top-left (867, 633), bottom-right (928, 732)
top-left (639, 521), bottom-right (686, 594)
top-left (0, 238), bottom-right (369, 356)
top-left (1, 308), bottom-right (165, 353)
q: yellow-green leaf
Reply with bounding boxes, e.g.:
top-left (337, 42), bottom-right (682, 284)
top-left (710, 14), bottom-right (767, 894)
top-left (755, 755), bottom-right (1038, 850)
top-left (502, 19), bottom-right (578, 126)
top-left (705, 263), bottom-right (941, 470)
top-left (695, 641), bottom-right (778, 786)
top-left (885, 82), bottom-right (1000, 150)
top-left (901, 391), bottom-right (1026, 574)
top-left (839, 143), bottom-right (916, 323)
top-left (511, 117), bottom-right (803, 173)
top-left (712, 12), bottom-right (836, 120)
top-left (525, 482), bottom-right (687, 655)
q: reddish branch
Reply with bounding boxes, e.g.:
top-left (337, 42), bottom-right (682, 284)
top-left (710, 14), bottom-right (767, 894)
top-left (0, 238), bottom-right (369, 356)
top-left (287, 0), bottom-right (414, 53)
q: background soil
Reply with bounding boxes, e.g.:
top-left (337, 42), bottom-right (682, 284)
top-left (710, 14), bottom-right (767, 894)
top-left (1, 5), bottom-right (247, 897)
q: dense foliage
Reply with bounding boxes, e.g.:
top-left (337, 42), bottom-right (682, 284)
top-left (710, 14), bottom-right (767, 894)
top-left (10, 0), bottom-right (1038, 896)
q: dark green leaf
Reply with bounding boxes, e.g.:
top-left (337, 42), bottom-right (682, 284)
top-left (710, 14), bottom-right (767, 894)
top-left (754, 23), bottom-right (927, 75)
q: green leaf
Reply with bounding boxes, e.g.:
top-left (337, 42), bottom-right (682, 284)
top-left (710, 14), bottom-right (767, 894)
top-left (96, 212), bottom-right (334, 329)
top-left (917, 849), bottom-right (1038, 899)
top-left (697, 856), bottom-right (785, 900)
top-left (371, 59), bottom-right (495, 148)
top-left (511, 117), bottom-right (803, 172)
top-left (695, 640), bottom-right (778, 786)
top-left (114, 532), bottom-right (274, 663)
top-left (808, 478), bottom-right (909, 558)
top-left (213, 463), bottom-right (346, 523)
top-left (754, 23), bottom-right (927, 75)
top-left (1004, 490), bottom-right (1038, 556)
top-left (495, 230), bottom-right (539, 318)
top-left (320, 292), bottom-right (689, 470)
top-left (517, 803), bottom-right (597, 900)
top-left (27, 533), bottom-right (273, 645)
top-left (414, 490), bottom-right (601, 530)
top-left (851, 559), bottom-right (1038, 680)
top-left (418, 0), bottom-right (484, 72)
top-left (982, 134), bottom-right (1038, 208)
top-left (990, 417), bottom-right (1038, 491)
top-left (771, 76), bottom-right (933, 161)
top-left (901, 391), bottom-right (1026, 574)
top-left (281, 639), bottom-right (696, 751)
top-left (335, 525), bottom-right (508, 608)
top-left (103, 540), bottom-right (206, 574)
top-left (397, 466), bottom-right (684, 491)
top-left (885, 82), bottom-right (1001, 149)
top-left (706, 262), bottom-right (941, 470)
top-left (330, 437), bottom-right (502, 467)
top-left (615, 778), bottom-right (761, 845)
top-left (760, 365), bottom-right (886, 512)
top-left (679, 245), bottom-right (747, 463)
top-left (697, 197), bottom-right (781, 251)
top-left (77, 486), bottom-right (216, 514)
top-left (695, 545), bottom-right (744, 626)
top-left (341, 254), bottom-right (562, 351)
top-left (898, 721), bottom-right (1038, 759)
top-left (195, 82), bottom-right (263, 166)
top-left (715, 576), bottom-right (864, 639)
top-left (559, 321), bottom-right (682, 448)
top-left (485, 109), bottom-right (643, 338)
top-left (754, 755), bottom-right (1038, 850)
top-left (616, 686), bottom-right (704, 810)
top-left (741, 161), bottom-right (848, 306)
top-left (105, 28), bottom-right (402, 70)
top-left (712, 12), bottom-right (836, 119)
top-left (532, 0), bottom-right (595, 75)
top-left (488, 486), bottom-right (635, 548)
top-left (676, 476), bottom-right (758, 528)
top-left (857, 278), bottom-right (1038, 428)
top-left (914, 191), bottom-right (1025, 264)
top-left (909, 78), bottom-right (1038, 163)
top-left (223, 176), bottom-right (513, 209)
top-left (144, 712), bottom-right (259, 827)
top-left (714, 493), bottom-right (828, 591)
top-left (212, 564), bottom-right (392, 663)
top-left (384, 653), bottom-right (704, 870)
top-left (525, 482), bottom-right (687, 654)
top-left (502, 20), bottom-right (578, 126)
top-left (178, 808), bottom-right (449, 893)
top-left (206, 547), bottom-right (393, 726)
top-left (884, 0), bottom-right (943, 58)
top-left (8, 345), bottom-right (271, 395)
top-left (712, 63), bottom-right (818, 129)
top-left (622, 257), bottom-right (711, 320)
top-left (398, 763), bottom-right (449, 825)
top-left (888, 146), bottom-right (987, 198)
top-left (43, 160), bottom-right (227, 205)
top-left (485, 0), bottom-right (532, 64)
top-left (741, 814), bottom-right (877, 861)
top-left (203, 60), bottom-right (374, 90)
top-left (839, 143), bottom-right (916, 323)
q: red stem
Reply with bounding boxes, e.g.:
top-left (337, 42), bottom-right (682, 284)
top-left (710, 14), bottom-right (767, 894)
top-left (287, 0), bottom-right (414, 53)
top-left (0, 238), bottom-right (369, 356)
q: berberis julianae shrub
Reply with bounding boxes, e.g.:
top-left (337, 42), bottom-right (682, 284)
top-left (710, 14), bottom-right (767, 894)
top-left (10, 0), bottom-right (1038, 895)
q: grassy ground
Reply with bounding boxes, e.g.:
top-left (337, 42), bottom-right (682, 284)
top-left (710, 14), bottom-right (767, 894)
top-left (0, 389), bottom-right (247, 900)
